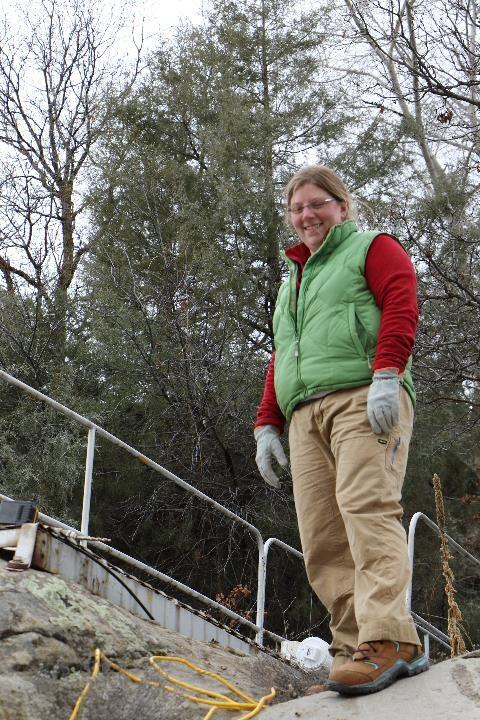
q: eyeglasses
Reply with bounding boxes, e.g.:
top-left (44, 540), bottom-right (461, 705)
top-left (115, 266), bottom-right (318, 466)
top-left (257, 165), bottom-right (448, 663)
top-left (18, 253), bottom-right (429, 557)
top-left (287, 198), bottom-right (336, 215)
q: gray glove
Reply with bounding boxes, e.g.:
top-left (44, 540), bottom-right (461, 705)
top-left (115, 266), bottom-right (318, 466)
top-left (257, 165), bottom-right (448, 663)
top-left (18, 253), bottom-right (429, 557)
top-left (367, 370), bottom-right (400, 434)
top-left (254, 425), bottom-right (288, 489)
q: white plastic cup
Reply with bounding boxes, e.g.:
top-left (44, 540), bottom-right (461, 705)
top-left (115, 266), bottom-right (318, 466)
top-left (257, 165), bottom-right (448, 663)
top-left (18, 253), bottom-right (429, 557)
top-left (295, 636), bottom-right (333, 671)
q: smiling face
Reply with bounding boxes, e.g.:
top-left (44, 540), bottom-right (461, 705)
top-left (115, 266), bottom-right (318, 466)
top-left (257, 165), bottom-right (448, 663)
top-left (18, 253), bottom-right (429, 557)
top-left (289, 182), bottom-right (348, 254)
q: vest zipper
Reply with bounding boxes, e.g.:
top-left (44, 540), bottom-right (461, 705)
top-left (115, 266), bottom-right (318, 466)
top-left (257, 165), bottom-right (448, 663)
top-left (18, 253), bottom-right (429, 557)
top-left (294, 337), bottom-right (302, 382)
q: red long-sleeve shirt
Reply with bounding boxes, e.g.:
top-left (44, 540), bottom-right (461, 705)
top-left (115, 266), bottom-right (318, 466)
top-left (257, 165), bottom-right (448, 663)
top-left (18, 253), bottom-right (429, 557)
top-left (255, 233), bottom-right (418, 433)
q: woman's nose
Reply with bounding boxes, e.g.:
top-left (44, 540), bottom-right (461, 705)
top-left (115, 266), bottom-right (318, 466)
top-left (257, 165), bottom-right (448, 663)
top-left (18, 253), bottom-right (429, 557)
top-left (300, 204), bottom-right (315, 220)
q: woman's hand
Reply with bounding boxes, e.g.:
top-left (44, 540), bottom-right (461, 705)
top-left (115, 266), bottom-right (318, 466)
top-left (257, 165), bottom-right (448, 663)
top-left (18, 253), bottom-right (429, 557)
top-left (254, 425), bottom-right (288, 488)
top-left (367, 370), bottom-right (400, 434)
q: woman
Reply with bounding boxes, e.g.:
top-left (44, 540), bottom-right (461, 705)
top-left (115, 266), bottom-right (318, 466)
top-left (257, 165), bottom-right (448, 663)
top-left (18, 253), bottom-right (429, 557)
top-left (254, 165), bottom-right (428, 696)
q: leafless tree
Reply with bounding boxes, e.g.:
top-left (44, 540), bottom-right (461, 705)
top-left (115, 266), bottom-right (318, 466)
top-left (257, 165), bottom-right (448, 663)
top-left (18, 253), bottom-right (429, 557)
top-left (335, 0), bottom-right (480, 467)
top-left (345, 0), bottom-right (480, 106)
top-left (0, 0), bottom-right (141, 364)
top-left (339, 0), bottom-right (480, 195)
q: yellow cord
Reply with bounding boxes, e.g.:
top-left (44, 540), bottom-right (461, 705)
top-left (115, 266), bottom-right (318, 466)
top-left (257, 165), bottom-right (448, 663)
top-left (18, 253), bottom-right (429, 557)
top-left (149, 655), bottom-right (257, 702)
top-left (68, 649), bottom-right (276, 720)
top-left (68, 649), bottom-right (101, 720)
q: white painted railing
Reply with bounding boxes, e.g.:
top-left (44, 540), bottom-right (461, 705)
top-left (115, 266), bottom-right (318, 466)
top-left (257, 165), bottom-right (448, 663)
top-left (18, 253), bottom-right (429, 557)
top-left (407, 511), bottom-right (480, 655)
top-left (1, 368), bottom-right (478, 655)
top-left (0, 369), bottom-right (302, 646)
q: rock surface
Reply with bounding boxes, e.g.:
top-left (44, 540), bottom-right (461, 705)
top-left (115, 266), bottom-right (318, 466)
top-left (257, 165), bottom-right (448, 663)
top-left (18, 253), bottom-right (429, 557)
top-left (1, 551), bottom-right (479, 720)
top-left (0, 554), bottom-right (317, 720)
top-left (260, 652), bottom-right (480, 720)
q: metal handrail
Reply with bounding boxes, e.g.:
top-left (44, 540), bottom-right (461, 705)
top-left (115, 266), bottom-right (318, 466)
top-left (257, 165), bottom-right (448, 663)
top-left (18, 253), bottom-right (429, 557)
top-left (3, 368), bottom-right (477, 654)
top-left (0, 490), bottom-right (286, 644)
top-left (258, 537), bottom-right (304, 641)
top-left (407, 511), bottom-right (480, 655)
top-left (410, 610), bottom-right (451, 650)
top-left (0, 369), bottom-right (303, 646)
top-left (407, 511), bottom-right (480, 609)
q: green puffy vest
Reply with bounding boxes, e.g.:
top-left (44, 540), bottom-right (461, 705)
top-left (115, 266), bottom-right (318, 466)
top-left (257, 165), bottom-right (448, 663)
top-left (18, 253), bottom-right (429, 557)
top-left (272, 221), bottom-right (415, 420)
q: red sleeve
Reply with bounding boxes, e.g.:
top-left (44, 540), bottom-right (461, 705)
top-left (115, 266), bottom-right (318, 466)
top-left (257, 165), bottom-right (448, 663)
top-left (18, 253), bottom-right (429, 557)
top-left (254, 352), bottom-right (286, 434)
top-left (365, 234), bottom-right (418, 372)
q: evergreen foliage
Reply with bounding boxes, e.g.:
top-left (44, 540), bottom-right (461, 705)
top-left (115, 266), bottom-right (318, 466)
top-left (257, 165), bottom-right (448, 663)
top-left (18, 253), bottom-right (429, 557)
top-left (0, 0), bottom-right (478, 647)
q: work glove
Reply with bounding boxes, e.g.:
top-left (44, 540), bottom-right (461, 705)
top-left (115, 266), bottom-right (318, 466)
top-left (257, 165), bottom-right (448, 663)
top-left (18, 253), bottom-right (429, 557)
top-left (254, 425), bottom-right (288, 489)
top-left (367, 369), bottom-right (401, 434)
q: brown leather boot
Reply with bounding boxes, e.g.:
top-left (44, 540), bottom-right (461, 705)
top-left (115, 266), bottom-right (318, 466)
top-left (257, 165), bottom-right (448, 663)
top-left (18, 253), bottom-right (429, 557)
top-left (304, 652), bottom-right (351, 695)
top-left (326, 640), bottom-right (429, 696)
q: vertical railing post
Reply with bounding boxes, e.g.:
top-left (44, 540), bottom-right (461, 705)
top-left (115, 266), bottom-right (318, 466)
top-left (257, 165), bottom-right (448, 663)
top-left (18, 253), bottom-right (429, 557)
top-left (255, 535), bottom-right (266, 646)
top-left (423, 631), bottom-right (430, 660)
top-left (81, 427), bottom-right (96, 546)
top-left (406, 512), bottom-right (422, 610)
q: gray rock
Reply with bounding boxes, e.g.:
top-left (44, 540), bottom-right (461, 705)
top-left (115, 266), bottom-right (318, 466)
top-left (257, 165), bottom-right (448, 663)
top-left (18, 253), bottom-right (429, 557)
top-left (0, 632), bottom-right (79, 672)
top-left (4, 553), bottom-right (475, 720)
top-left (259, 654), bottom-right (480, 719)
top-left (0, 590), bottom-right (52, 638)
top-left (0, 556), bottom-right (313, 719)
top-left (0, 675), bottom-right (57, 720)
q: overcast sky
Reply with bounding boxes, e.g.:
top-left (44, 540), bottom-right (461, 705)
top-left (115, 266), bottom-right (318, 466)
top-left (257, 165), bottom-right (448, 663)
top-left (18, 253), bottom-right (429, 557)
top-left (0, 0), bottom-right (205, 56)
top-left (125, 0), bottom-right (205, 59)
top-left (139, 0), bottom-right (204, 29)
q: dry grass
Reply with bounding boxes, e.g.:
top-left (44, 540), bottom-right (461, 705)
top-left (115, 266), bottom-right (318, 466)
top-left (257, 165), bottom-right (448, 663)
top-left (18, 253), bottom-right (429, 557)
top-left (432, 473), bottom-right (467, 656)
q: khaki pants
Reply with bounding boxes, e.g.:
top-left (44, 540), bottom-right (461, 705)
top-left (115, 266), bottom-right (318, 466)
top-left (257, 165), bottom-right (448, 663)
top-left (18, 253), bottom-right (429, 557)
top-left (289, 385), bottom-right (420, 662)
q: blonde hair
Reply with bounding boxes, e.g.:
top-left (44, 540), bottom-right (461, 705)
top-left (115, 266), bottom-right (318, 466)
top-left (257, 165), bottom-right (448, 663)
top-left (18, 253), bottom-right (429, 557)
top-left (284, 165), bottom-right (356, 221)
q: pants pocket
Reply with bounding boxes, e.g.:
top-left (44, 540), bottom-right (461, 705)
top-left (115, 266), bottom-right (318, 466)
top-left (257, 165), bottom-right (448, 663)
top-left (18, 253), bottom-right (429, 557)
top-left (385, 435), bottom-right (401, 470)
